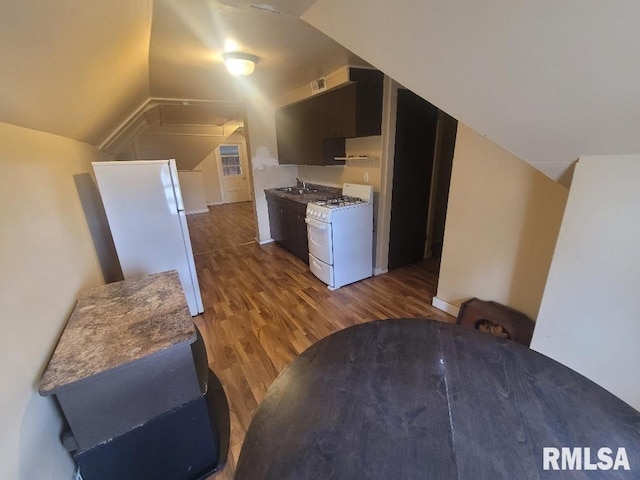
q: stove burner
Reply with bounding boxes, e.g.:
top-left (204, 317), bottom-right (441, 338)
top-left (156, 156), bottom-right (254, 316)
top-left (313, 195), bottom-right (366, 208)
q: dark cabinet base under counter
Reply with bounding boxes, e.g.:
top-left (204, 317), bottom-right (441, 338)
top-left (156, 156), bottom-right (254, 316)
top-left (74, 370), bottom-right (229, 480)
top-left (266, 192), bottom-right (310, 263)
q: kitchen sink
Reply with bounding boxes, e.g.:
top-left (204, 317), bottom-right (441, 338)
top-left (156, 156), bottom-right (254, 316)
top-left (276, 187), bottom-right (316, 195)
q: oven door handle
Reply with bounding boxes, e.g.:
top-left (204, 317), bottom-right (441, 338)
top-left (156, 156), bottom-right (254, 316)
top-left (305, 217), bottom-right (328, 230)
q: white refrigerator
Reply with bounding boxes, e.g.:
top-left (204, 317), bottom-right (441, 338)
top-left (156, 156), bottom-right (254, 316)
top-left (92, 160), bottom-right (204, 316)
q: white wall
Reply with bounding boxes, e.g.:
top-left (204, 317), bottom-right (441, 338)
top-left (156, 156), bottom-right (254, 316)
top-left (436, 124), bottom-right (568, 319)
top-left (531, 155), bottom-right (640, 411)
top-left (302, 0), bottom-right (640, 185)
top-left (197, 149), bottom-right (223, 205)
top-left (242, 88), bottom-right (298, 243)
top-left (177, 170), bottom-right (208, 214)
top-left (298, 136), bottom-right (383, 189)
top-left (0, 123), bottom-right (111, 479)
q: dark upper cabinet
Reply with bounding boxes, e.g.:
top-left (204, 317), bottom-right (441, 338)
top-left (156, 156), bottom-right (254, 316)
top-left (275, 68), bottom-right (383, 165)
top-left (274, 100), bottom-right (318, 166)
top-left (322, 137), bottom-right (347, 166)
top-left (318, 83), bottom-right (356, 139)
top-left (350, 68), bottom-right (384, 137)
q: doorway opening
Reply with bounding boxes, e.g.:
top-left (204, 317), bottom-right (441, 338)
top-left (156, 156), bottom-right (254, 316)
top-left (388, 89), bottom-right (457, 282)
top-left (214, 142), bottom-right (252, 204)
top-left (189, 131), bottom-right (258, 255)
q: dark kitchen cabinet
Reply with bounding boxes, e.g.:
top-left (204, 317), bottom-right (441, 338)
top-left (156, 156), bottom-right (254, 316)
top-left (349, 67), bottom-right (385, 136)
top-left (266, 193), bottom-right (309, 263)
top-left (275, 98), bottom-right (322, 166)
top-left (267, 200), bottom-right (286, 245)
top-left (275, 68), bottom-right (383, 165)
top-left (290, 209), bottom-right (309, 261)
top-left (321, 68), bottom-right (384, 139)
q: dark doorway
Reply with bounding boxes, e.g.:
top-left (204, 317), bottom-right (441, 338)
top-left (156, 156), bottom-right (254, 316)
top-left (388, 89), bottom-right (457, 271)
top-left (388, 89), bottom-right (439, 269)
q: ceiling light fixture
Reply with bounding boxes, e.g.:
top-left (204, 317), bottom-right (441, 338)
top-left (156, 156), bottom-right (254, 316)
top-left (223, 52), bottom-right (258, 76)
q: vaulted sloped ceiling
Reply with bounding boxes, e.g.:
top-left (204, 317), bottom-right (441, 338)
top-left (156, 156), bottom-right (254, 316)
top-left (148, 0), bottom-right (363, 101)
top-left (8, 0), bottom-right (640, 180)
top-left (0, 0), bottom-right (370, 167)
top-left (0, 1), bottom-right (152, 146)
top-left (303, 0), bottom-right (640, 184)
top-left (137, 0), bottom-right (370, 168)
top-left (116, 103), bottom-right (243, 170)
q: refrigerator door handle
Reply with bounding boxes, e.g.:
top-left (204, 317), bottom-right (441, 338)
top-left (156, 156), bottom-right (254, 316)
top-left (168, 159), bottom-right (185, 211)
top-left (177, 210), bottom-right (204, 314)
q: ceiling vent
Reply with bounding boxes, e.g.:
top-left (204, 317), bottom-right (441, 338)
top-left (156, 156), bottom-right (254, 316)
top-left (310, 77), bottom-right (327, 95)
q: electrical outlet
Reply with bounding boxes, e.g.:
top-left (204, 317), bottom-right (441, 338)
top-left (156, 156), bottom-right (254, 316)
top-left (363, 172), bottom-right (369, 182)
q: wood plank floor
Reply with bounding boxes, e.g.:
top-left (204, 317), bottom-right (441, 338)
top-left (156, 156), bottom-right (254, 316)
top-left (187, 201), bottom-right (454, 479)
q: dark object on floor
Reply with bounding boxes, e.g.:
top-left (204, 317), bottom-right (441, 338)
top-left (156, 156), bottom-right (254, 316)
top-left (457, 297), bottom-right (534, 346)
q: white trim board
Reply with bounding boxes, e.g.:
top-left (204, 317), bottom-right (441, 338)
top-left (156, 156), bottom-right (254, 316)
top-left (432, 297), bottom-right (460, 317)
top-left (185, 208), bottom-right (210, 215)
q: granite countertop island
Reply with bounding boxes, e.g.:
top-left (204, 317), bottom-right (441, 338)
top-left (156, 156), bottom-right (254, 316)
top-left (40, 270), bottom-right (195, 395)
top-left (36, 271), bottom-right (231, 477)
top-left (39, 270), bottom-right (203, 451)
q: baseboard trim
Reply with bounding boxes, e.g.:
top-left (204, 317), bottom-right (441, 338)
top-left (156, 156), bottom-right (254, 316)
top-left (373, 267), bottom-right (388, 276)
top-left (258, 238), bottom-right (274, 245)
top-left (185, 208), bottom-right (210, 215)
top-left (432, 297), bottom-right (460, 317)
top-left (207, 201), bottom-right (224, 206)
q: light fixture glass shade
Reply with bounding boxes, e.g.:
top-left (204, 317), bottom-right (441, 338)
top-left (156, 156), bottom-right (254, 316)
top-left (223, 52), bottom-right (258, 76)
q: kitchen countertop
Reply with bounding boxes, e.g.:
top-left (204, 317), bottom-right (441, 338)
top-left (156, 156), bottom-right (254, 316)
top-left (39, 270), bottom-right (195, 395)
top-left (264, 183), bottom-right (342, 205)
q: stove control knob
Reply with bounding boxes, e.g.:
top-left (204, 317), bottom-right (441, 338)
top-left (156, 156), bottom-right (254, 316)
top-left (321, 213), bottom-right (327, 220)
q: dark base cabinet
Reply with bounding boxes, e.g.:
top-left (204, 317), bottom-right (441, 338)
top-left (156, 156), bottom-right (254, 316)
top-left (266, 193), bottom-right (308, 263)
top-left (75, 370), bottom-right (230, 480)
top-left (267, 199), bottom-right (286, 245)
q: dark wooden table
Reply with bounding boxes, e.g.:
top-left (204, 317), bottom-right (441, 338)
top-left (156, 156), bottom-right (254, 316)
top-left (236, 318), bottom-right (640, 479)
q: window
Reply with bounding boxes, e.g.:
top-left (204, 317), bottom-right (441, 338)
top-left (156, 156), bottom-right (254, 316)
top-left (219, 145), bottom-right (242, 177)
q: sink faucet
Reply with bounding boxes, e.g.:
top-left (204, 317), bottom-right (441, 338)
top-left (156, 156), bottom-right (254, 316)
top-left (296, 178), bottom-right (306, 189)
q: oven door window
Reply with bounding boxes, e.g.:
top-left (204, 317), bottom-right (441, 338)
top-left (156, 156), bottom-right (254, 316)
top-left (306, 218), bottom-right (333, 265)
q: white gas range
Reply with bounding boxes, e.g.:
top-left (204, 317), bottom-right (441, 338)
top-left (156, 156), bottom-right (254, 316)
top-left (305, 183), bottom-right (374, 290)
